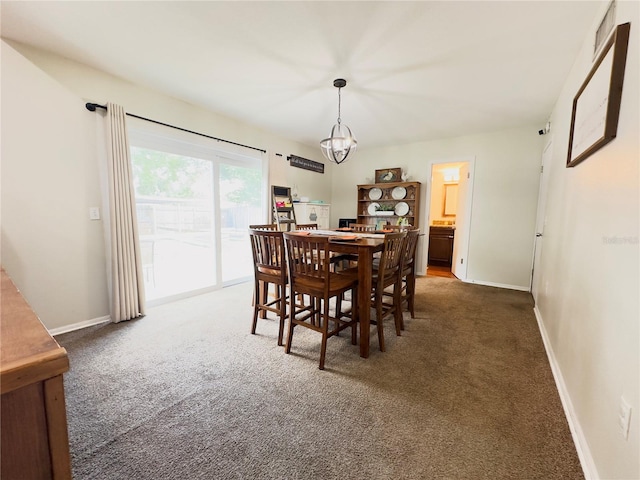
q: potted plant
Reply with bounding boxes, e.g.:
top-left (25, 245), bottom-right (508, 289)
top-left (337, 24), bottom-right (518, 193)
top-left (376, 204), bottom-right (395, 216)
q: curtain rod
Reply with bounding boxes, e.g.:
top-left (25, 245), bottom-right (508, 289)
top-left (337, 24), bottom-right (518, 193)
top-left (85, 103), bottom-right (266, 153)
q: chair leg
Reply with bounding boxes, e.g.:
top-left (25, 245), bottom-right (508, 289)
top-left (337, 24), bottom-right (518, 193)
top-left (393, 282), bottom-right (403, 336)
top-left (260, 281), bottom-right (269, 319)
top-left (407, 274), bottom-right (416, 319)
top-left (277, 284), bottom-right (286, 346)
top-left (285, 296), bottom-right (296, 354)
top-left (251, 279), bottom-right (260, 335)
top-left (375, 294), bottom-right (385, 352)
top-left (319, 298), bottom-right (331, 370)
top-left (351, 287), bottom-right (358, 345)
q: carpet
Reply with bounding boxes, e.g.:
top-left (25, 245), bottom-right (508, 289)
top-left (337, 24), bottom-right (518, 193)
top-left (56, 276), bottom-right (583, 479)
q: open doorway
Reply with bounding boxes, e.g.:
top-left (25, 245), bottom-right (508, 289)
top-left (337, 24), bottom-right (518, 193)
top-left (426, 159), bottom-right (474, 280)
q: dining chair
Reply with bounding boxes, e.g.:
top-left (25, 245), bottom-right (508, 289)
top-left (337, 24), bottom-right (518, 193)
top-left (249, 223), bottom-right (278, 231)
top-left (349, 223), bottom-right (375, 232)
top-left (295, 223), bottom-right (318, 230)
top-left (283, 232), bottom-right (359, 370)
top-left (397, 228), bottom-right (420, 321)
top-left (249, 229), bottom-right (288, 345)
top-left (343, 231), bottom-right (406, 352)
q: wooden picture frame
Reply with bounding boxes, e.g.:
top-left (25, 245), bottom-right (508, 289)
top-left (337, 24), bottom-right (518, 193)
top-left (375, 168), bottom-right (402, 183)
top-left (566, 22), bottom-right (630, 168)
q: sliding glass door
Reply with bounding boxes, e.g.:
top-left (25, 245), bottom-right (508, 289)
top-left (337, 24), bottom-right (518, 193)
top-left (129, 128), bottom-right (266, 305)
top-left (219, 162), bottom-right (263, 284)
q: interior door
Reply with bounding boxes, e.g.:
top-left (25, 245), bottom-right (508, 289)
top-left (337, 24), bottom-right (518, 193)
top-left (452, 163), bottom-right (472, 280)
top-left (531, 140), bottom-right (553, 302)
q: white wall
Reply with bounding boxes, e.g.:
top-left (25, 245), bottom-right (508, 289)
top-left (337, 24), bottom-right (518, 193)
top-left (1, 41), bottom-right (334, 331)
top-left (331, 127), bottom-right (543, 289)
top-left (5, 40), bottom-right (335, 215)
top-left (1, 41), bottom-right (109, 330)
top-left (533, 2), bottom-right (639, 478)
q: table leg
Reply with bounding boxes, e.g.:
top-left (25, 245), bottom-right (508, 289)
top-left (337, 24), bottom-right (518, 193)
top-left (357, 246), bottom-right (371, 358)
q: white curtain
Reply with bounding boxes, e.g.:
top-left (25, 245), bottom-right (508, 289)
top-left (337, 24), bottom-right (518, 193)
top-left (105, 102), bottom-right (145, 322)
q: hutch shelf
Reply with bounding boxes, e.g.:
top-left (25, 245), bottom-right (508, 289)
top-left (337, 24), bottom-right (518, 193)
top-left (356, 181), bottom-right (421, 228)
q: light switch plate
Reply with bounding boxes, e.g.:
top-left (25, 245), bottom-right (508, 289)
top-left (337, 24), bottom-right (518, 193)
top-left (89, 207), bottom-right (100, 220)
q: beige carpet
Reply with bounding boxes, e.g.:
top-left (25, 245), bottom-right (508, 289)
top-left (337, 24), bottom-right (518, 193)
top-left (56, 276), bottom-right (583, 479)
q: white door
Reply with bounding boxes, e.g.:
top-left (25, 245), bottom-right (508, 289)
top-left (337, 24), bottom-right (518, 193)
top-left (452, 162), bottom-right (473, 280)
top-left (531, 140), bottom-right (553, 302)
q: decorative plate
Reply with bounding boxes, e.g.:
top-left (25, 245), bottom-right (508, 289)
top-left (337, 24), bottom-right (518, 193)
top-left (368, 188), bottom-right (383, 200)
top-left (368, 202), bottom-right (380, 215)
top-left (394, 202), bottom-right (409, 216)
top-left (391, 186), bottom-right (407, 200)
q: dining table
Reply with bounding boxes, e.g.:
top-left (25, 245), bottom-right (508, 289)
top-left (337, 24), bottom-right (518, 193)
top-left (326, 231), bottom-right (386, 358)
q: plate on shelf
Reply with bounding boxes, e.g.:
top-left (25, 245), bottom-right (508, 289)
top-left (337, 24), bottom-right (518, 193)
top-left (391, 186), bottom-right (406, 199)
top-left (394, 201), bottom-right (409, 216)
top-left (367, 202), bottom-right (380, 215)
top-left (368, 188), bottom-right (383, 200)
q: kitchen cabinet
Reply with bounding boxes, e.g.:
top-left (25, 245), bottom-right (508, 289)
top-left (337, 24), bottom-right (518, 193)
top-left (294, 203), bottom-right (331, 230)
top-left (356, 181), bottom-right (421, 229)
top-left (428, 226), bottom-right (455, 266)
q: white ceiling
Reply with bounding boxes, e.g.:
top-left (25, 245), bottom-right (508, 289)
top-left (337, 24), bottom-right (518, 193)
top-left (1, 1), bottom-right (603, 150)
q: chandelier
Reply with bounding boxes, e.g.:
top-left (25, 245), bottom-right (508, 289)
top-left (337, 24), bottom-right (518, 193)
top-left (320, 78), bottom-right (357, 165)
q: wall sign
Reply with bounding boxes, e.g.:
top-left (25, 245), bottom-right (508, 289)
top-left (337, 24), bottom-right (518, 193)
top-left (567, 22), bottom-right (630, 168)
top-left (288, 155), bottom-right (324, 174)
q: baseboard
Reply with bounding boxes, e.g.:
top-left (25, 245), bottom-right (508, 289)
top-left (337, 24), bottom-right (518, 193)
top-left (462, 278), bottom-right (529, 292)
top-left (49, 315), bottom-right (111, 337)
top-left (533, 306), bottom-right (599, 480)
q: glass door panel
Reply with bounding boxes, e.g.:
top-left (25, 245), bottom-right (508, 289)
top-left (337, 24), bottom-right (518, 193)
top-left (132, 147), bottom-right (215, 301)
top-left (219, 163), bottom-right (263, 284)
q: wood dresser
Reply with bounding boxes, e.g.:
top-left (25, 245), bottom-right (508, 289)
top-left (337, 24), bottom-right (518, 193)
top-left (1, 269), bottom-right (72, 479)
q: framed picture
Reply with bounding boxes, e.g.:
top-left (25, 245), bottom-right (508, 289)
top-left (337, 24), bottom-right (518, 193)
top-left (566, 22), bottom-right (630, 168)
top-left (375, 168), bottom-right (402, 183)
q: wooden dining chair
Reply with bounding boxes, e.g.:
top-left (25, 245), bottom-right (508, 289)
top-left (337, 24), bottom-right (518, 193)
top-left (372, 231), bottom-right (406, 351)
top-left (349, 223), bottom-right (375, 232)
top-left (249, 223), bottom-right (278, 231)
top-left (249, 229), bottom-right (288, 345)
top-left (283, 232), bottom-right (359, 370)
top-left (295, 223), bottom-right (318, 230)
top-left (397, 228), bottom-right (420, 321)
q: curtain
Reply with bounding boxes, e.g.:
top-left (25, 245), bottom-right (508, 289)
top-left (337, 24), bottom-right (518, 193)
top-left (105, 102), bottom-right (145, 322)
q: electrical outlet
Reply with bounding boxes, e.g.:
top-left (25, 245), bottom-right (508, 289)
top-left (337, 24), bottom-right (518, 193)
top-left (618, 396), bottom-right (632, 440)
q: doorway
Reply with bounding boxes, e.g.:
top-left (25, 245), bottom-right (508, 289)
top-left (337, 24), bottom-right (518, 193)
top-left (426, 159), bottom-right (474, 280)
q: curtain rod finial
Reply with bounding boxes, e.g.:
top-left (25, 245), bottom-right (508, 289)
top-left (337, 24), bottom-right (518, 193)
top-left (85, 102), bottom-right (97, 112)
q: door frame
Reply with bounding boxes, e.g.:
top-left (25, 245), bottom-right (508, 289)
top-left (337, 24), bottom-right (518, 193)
top-left (422, 156), bottom-right (476, 279)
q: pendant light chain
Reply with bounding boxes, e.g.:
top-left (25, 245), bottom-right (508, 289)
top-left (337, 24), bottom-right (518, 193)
top-left (337, 86), bottom-right (342, 125)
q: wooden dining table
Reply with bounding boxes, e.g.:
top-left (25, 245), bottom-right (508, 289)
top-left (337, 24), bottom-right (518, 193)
top-left (328, 234), bottom-right (385, 358)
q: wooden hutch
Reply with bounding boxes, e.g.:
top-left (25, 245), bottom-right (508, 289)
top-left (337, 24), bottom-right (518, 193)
top-left (356, 181), bottom-right (421, 229)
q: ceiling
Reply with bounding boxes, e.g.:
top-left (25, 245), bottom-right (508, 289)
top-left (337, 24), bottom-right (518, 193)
top-left (1, 1), bottom-right (603, 150)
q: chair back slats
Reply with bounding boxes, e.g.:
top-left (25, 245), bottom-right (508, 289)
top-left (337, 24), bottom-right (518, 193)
top-left (250, 229), bottom-right (285, 273)
top-left (284, 234), bottom-right (331, 292)
top-left (402, 229), bottom-right (420, 271)
top-left (249, 224), bottom-right (278, 231)
top-left (349, 223), bottom-right (375, 232)
top-left (296, 223), bottom-right (318, 231)
top-left (377, 232), bottom-right (406, 281)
